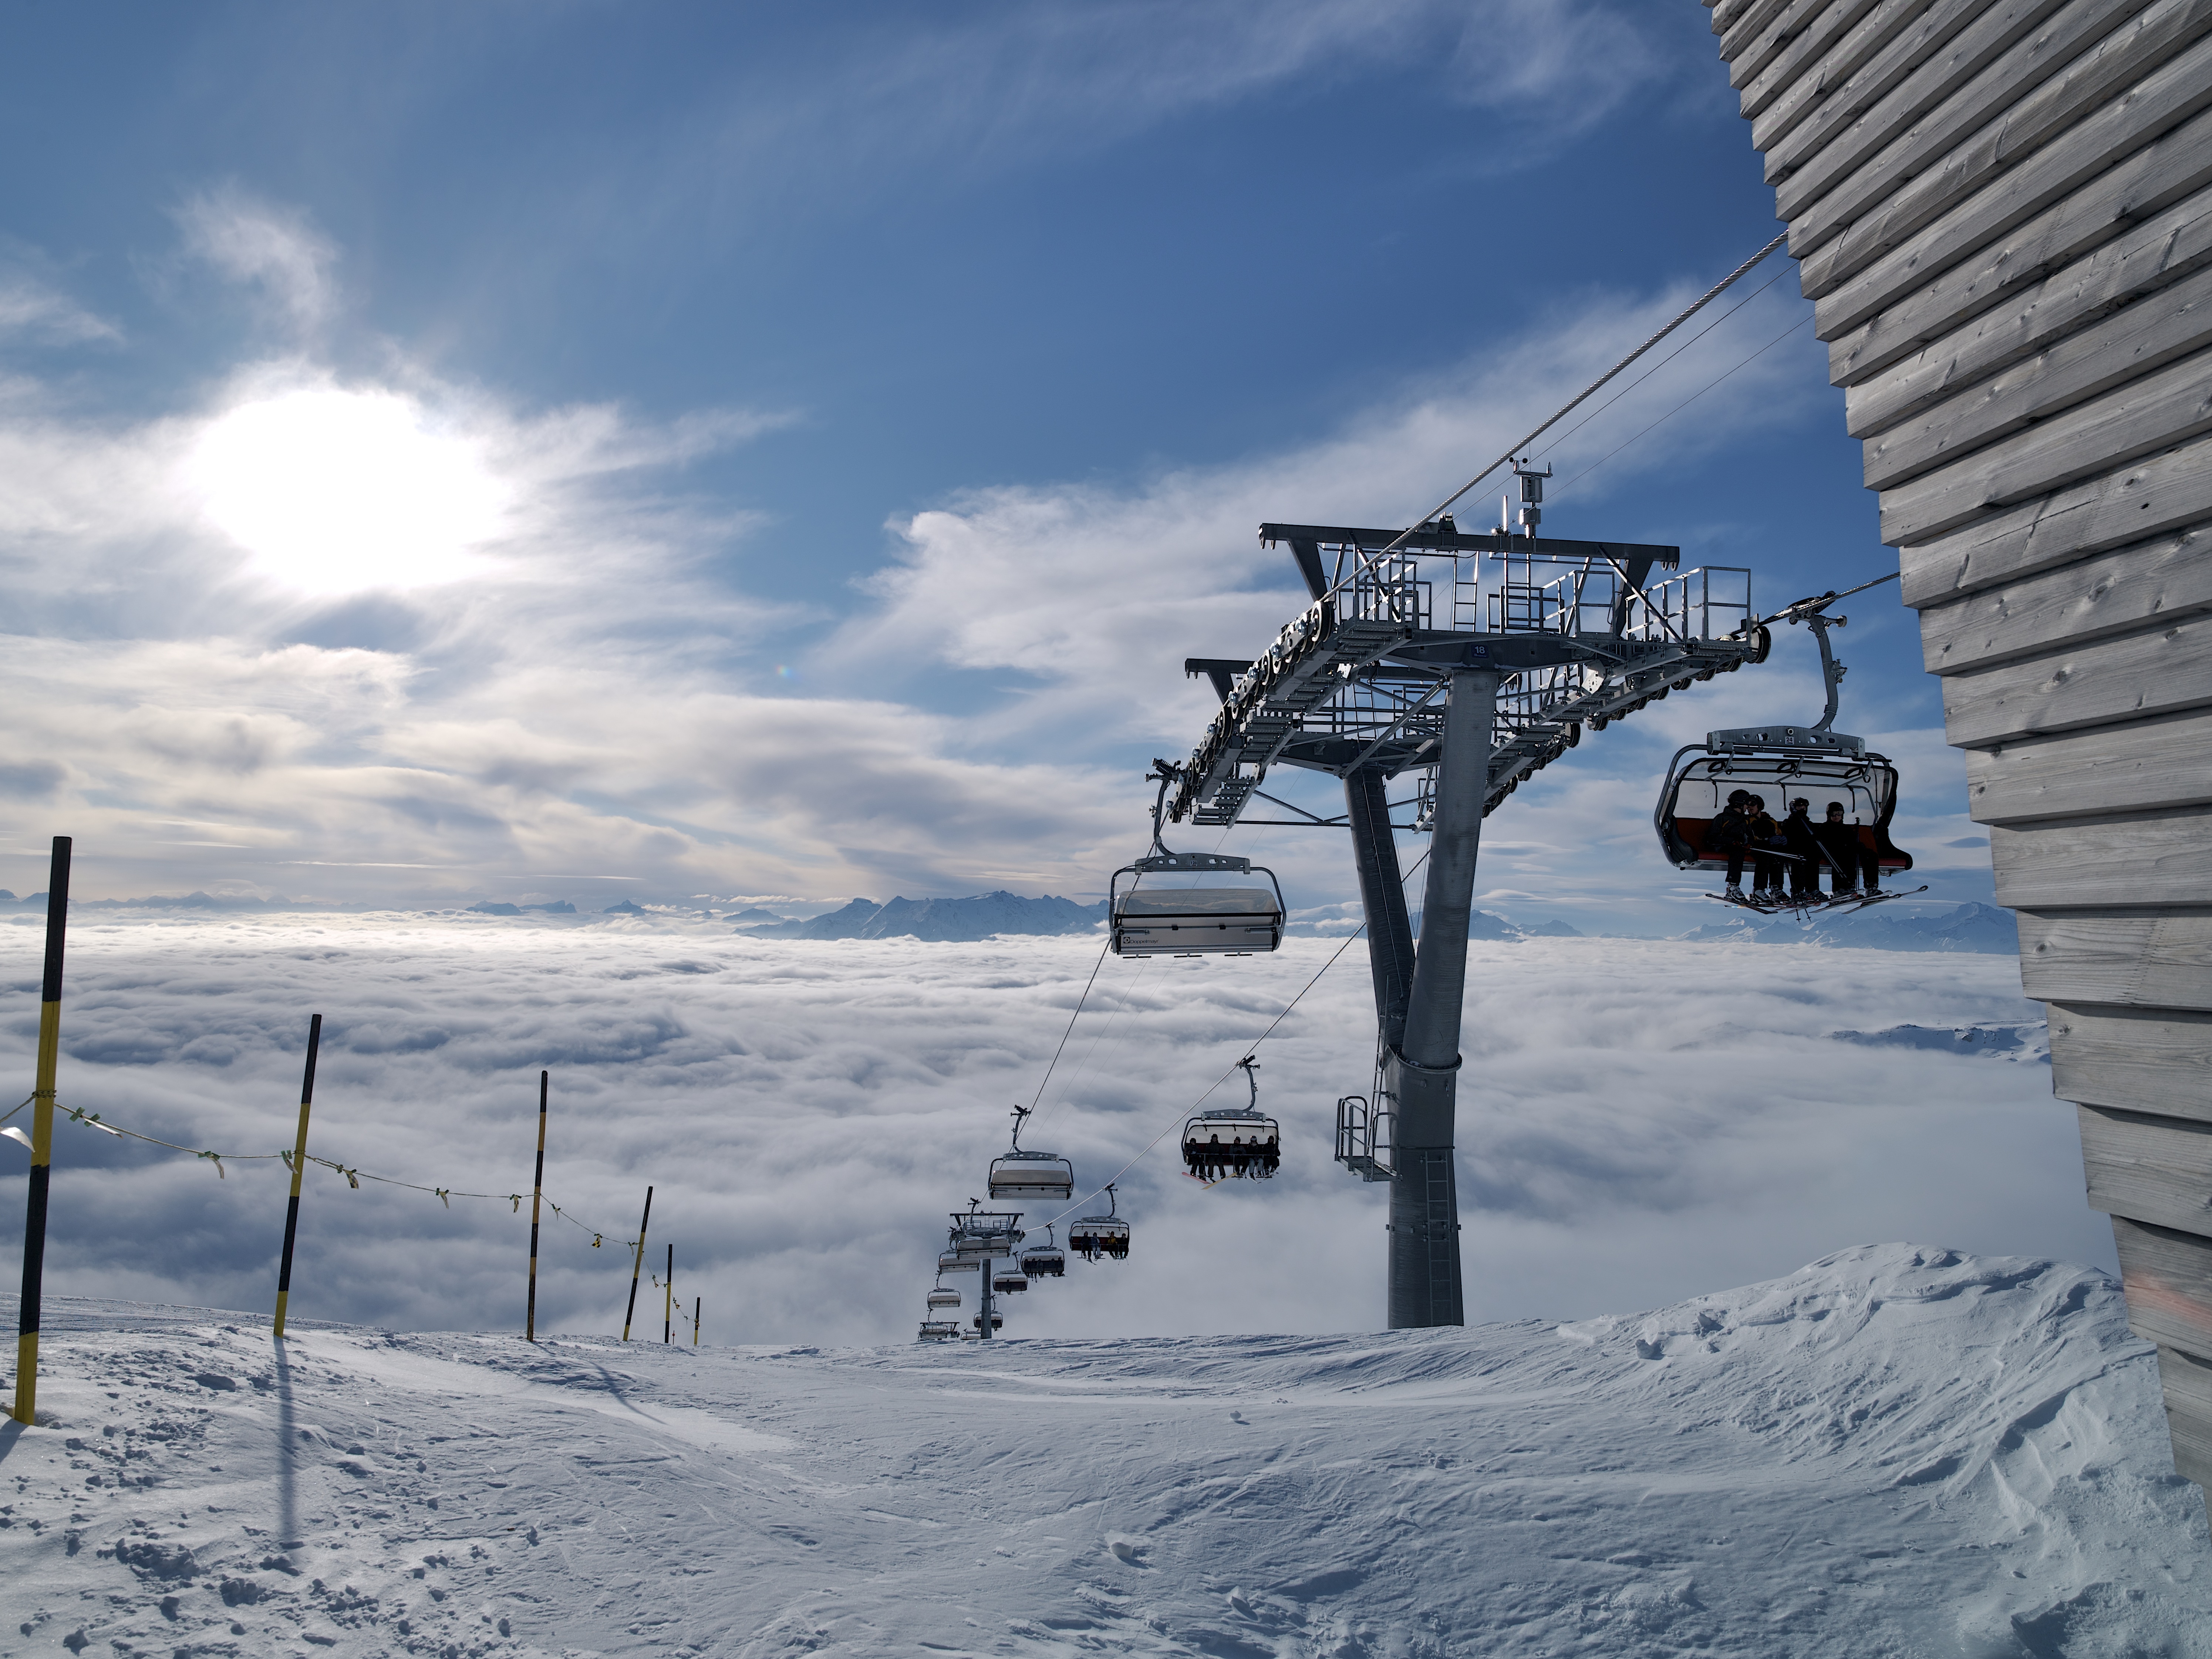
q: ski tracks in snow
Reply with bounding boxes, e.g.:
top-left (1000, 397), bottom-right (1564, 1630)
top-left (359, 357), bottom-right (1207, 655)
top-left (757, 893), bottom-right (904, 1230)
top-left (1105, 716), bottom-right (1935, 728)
top-left (1, 1243), bottom-right (2209, 1656)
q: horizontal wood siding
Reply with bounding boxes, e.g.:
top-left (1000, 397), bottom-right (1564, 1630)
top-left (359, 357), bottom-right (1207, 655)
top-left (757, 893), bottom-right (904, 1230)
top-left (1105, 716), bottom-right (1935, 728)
top-left (1916, 523), bottom-right (2212, 675)
top-left (1710, 0), bottom-right (2212, 1498)
top-left (2156, 1342), bottom-right (2212, 1485)
top-left (2053, 1004), bottom-right (2212, 1115)
top-left (1991, 807), bottom-right (2212, 905)
top-left (2114, 1218), bottom-right (2212, 1352)
top-left (1938, 606), bottom-right (2212, 746)
top-left (2078, 1103), bottom-right (2212, 1232)
top-left (2020, 910), bottom-right (2212, 1008)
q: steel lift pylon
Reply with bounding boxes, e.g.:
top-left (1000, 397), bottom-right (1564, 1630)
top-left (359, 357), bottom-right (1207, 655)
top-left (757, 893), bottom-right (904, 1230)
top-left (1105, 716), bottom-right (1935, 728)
top-left (1167, 495), bottom-right (1764, 1329)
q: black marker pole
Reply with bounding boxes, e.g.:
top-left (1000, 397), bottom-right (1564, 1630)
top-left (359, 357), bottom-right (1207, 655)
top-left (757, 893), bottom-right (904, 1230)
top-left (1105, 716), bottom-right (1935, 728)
top-left (273, 1014), bottom-right (323, 1339)
top-left (621, 1186), bottom-right (653, 1340)
top-left (526, 1071), bottom-right (548, 1341)
top-left (12, 836), bottom-right (71, 1425)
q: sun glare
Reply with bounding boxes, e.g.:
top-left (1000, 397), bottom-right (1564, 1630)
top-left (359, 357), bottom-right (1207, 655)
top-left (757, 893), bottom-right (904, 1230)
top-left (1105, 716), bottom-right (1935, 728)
top-left (188, 386), bottom-right (511, 594)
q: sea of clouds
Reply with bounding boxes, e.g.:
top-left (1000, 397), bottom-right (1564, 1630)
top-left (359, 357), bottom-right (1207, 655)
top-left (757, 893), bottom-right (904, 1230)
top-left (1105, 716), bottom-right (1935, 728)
top-left (0, 911), bottom-right (2104, 1348)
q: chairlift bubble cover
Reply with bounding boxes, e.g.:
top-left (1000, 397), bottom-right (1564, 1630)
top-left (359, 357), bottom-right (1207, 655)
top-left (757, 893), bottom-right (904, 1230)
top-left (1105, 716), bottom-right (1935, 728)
top-left (1655, 746), bottom-right (1913, 875)
top-left (988, 1150), bottom-right (1075, 1201)
top-left (1111, 889), bottom-right (1285, 956)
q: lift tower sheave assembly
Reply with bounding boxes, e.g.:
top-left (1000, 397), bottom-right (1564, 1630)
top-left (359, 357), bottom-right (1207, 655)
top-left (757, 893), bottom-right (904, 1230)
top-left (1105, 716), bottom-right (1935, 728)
top-left (1170, 517), bottom-right (1763, 1329)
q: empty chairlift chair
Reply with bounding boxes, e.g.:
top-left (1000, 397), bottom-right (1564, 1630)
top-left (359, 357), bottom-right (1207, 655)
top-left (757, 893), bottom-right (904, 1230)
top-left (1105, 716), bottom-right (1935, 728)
top-left (1111, 851), bottom-right (1286, 958)
top-left (992, 1270), bottom-right (1030, 1295)
top-left (988, 1105), bottom-right (1074, 1202)
top-left (1068, 1183), bottom-right (1132, 1262)
top-left (927, 1285), bottom-right (962, 1310)
top-left (947, 1202), bottom-right (1025, 1267)
top-left (917, 1319), bottom-right (960, 1342)
top-left (1183, 1056), bottom-right (1280, 1181)
top-left (1020, 1226), bottom-right (1067, 1279)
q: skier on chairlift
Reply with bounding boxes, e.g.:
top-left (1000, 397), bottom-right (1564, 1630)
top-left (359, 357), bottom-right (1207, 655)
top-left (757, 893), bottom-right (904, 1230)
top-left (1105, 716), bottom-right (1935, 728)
top-left (1814, 800), bottom-right (1880, 898)
top-left (1781, 798), bottom-right (1822, 903)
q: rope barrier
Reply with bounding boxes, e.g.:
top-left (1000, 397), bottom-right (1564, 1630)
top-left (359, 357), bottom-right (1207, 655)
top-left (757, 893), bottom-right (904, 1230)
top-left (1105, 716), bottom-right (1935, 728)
top-left (13, 1099), bottom-right (641, 1252)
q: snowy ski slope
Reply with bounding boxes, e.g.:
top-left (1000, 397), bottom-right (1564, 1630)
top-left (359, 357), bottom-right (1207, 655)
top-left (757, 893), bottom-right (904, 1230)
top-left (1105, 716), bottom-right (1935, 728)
top-left (3, 1243), bottom-right (2206, 1656)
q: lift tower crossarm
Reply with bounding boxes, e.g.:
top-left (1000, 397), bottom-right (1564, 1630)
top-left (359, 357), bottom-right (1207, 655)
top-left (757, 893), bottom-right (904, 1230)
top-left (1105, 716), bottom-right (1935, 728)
top-left (1172, 525), bottom-right (1760, 829)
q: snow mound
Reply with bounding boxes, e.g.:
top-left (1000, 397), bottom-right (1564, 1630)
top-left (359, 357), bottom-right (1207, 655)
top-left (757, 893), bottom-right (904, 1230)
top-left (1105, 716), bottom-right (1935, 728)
top-left (4, 1244), bottom-right (2206, 1656)
top-left (1832, 1021), bottom-right (2050, 1063)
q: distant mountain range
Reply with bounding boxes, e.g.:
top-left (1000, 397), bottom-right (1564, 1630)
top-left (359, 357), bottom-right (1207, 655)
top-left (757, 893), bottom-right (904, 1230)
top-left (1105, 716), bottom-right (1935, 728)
top-left (1676, 901), bottom-right (2019, 954)
top-left (736, 892), bottom-right (1107, 942)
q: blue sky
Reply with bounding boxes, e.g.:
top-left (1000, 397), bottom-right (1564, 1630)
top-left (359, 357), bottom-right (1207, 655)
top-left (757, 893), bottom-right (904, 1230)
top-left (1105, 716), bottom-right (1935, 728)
top-left (0, 1), bottom-right (1991, 930)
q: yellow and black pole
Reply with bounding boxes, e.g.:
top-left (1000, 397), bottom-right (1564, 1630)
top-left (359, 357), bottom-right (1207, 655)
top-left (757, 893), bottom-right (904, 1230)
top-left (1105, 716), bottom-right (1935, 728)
top-left (525, 1070), bottom-right (547, 1342)
top-left (663, 1244), bottom-right (673, 1344)
top-left (620, 1186), bottom-right (652, 1341)
top-left (272, 1014), bottom-right (323, 1339)
top-left (12, 835), bottom-right (71, 1427)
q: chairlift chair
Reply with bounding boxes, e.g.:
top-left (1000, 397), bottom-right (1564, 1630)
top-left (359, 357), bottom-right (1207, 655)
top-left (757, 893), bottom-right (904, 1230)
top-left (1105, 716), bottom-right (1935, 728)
top-left (948, 1201), bottom-right (1024, 1262)
top-left (926, 1286), bottom-right (961, 1310)
top-left (1068, 1183), bottom-right (1132, 1261)
top-left (1654, 583), bottom-right (1915, 899)
top-left (1020, 1225), bottom-right (1067, 1279)
top-left (917, 1319), bottom-right (961, 1342)
top-left (972, 1311), bottom-right (1005, 1333)
top-left (936, 1251), bottom-right (980, 1275)
top-left (1109, 767), bottom-right (1286, 957)
top-left (1183, 1056), bottom-right (1281, 1181)
top-left (992, 1270), bottom-right (1030, 1295)
top-left (988, 1105), bottom-right (1075, 1201)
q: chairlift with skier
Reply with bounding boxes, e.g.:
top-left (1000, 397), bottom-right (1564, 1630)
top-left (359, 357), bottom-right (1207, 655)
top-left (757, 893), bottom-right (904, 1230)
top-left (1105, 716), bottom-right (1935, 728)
top-left (1068, 1183), bottom-right (1132, 1261)
top-left (1182, 1055), bottom-right (1280, 1182)
top-left (1655, 575), bottom-right (1924, 915)
top-left (1020, 1225), bottom-right (1067, 1279)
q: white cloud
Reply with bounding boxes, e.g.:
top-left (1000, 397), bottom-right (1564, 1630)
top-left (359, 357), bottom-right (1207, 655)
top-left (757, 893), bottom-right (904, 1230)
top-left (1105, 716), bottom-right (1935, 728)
top-left (637, 0), bottom-right (1691, 235)
top-left (840, 277), bottom-right (1822, 728)
top-left (0, 275), bottom-right (121, 344)
top-left (0, 918), bottom-right (2100, 1346)
top-left (174, 186), bottom-right (341, 333)
top-left (0, 200), bottom-right (1877, 923)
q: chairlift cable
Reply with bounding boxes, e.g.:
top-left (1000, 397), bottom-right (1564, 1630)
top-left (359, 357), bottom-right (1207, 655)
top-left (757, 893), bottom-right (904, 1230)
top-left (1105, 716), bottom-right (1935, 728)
top-left (1025, 935), bottom-right (1114, 1114)
top-left (1551, 311), bottom-right (1812, 502)
top-left (1321, 230), bottom-right (1790, 598)
top-left (1529, 264), bottom-right (1795, 465)
top-left (1035, 955), bottom-right (1154, 1124)
top-left (1031, 846), bottom-right (1431, 1232)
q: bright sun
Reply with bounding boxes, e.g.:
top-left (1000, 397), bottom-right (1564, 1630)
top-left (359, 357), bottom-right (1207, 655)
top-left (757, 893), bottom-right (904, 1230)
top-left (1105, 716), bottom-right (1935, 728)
top-left (187, 385), bottom-right (511, 595)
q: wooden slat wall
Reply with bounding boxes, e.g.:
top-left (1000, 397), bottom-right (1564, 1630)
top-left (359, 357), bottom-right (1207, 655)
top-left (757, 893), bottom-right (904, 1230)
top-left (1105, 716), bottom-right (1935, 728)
top-left (1709, 0), bottom-right (2212, 1498)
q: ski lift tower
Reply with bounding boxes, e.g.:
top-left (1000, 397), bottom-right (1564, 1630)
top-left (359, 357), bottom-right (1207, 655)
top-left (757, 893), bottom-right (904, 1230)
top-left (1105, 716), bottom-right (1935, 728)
top-left (1170, 498), bottom-right (1765, 1328)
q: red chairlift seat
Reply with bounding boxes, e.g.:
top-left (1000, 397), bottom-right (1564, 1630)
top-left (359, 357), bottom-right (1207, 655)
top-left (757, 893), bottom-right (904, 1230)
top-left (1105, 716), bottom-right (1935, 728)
top-left (1656, 739), bottom-right (1912, 878)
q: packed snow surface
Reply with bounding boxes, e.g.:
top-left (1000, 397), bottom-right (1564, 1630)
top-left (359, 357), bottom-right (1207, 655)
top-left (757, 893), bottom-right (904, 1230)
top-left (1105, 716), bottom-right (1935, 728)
top-left (5, 1244), bottom-right (2207, 1657)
